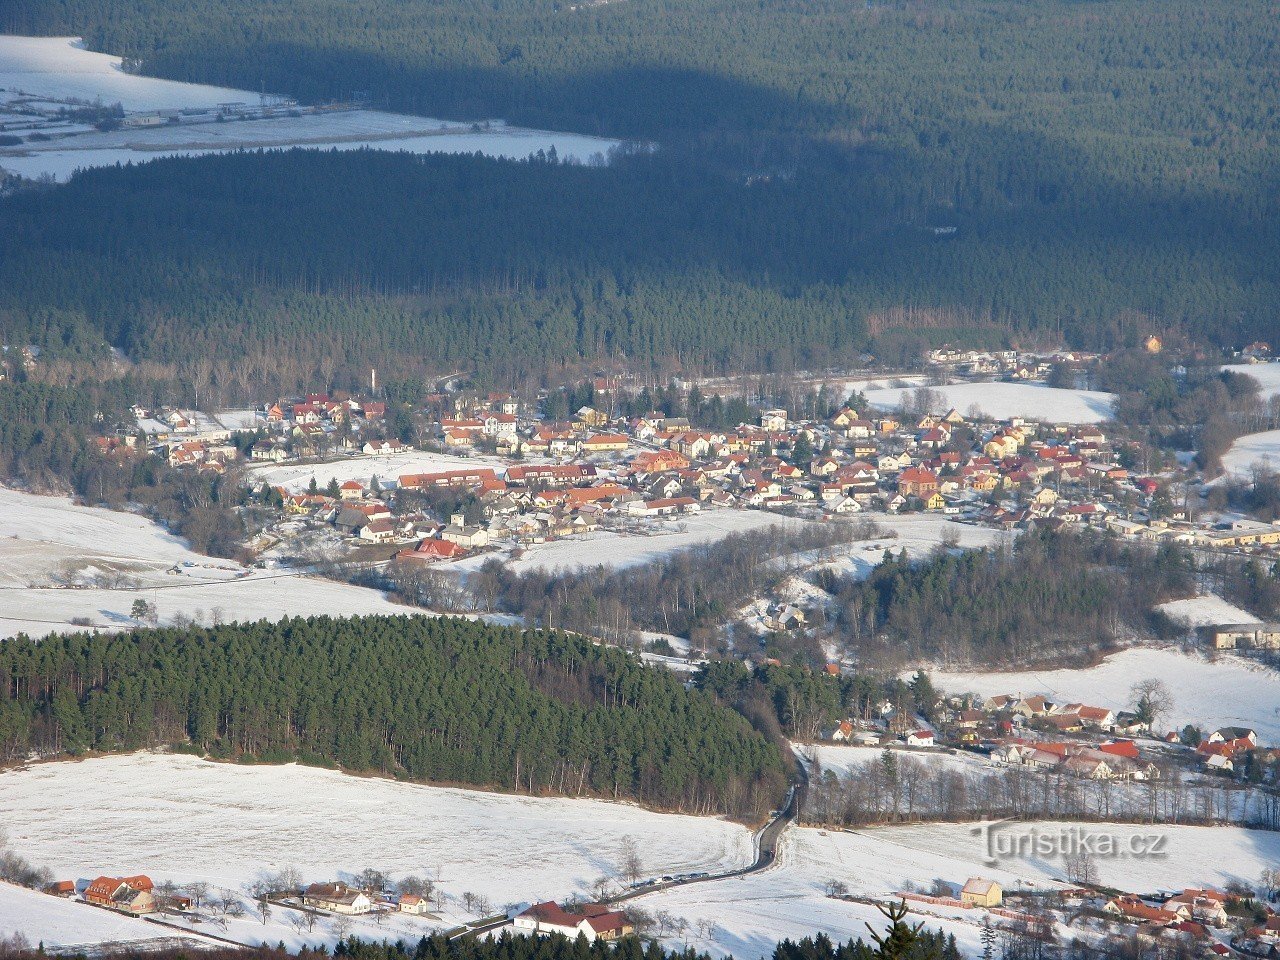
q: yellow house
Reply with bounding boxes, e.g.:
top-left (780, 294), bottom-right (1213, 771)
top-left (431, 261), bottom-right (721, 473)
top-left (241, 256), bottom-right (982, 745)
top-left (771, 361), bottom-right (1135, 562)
top-left (983, 434), bottom-right (1019, 459)
top-left (926, 492), bottom-right (946, 511)
top-left (582, 433), bottom-right (630, 454)
top-left (960, 878), bottom-right (1002, 908)
top-left (1144, 335), bottom-right (1163, 354)
top-left (1030, 487), bottom-right (1058, 506)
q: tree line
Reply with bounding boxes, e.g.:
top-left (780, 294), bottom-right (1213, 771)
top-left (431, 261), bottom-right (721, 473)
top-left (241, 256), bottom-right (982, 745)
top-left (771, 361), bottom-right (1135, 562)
top-left (804, 748), bottom-right (1280, 832)
top-left (0, 615), bottom-right (788, 819)
top-left (815, 528), bottom-right (1202, 669)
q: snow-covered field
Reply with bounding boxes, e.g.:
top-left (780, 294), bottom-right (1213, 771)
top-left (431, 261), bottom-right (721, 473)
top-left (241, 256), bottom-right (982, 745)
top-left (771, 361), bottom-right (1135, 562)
top-left (4, 753), bottom-right (1273, 957)
top-left (1223, 362), bottom-right (1280, 402)
top-left (0, 752), bottom-right (751, 909)
top-left (0, 881), bottom-right (223, 952)
top-left (801, 515), bottom-right (1012, 581)
top-left (1219, 429), bottom-right (1280, 479)
top-left (798, 744), bottom-right (985, 781)
top-left (638, 820), bottom-right (1280, 959)
top-left (930, 647), bottom-right (1280, 744)
top-left (0, 35), bottom-right (620, 181)
top-left (863, 382), bottom-right (1115, 424)
top-left (868, 820), bottom-right (1280, 894)
top-left (0, 488), bottom-right (404, 638)
top-left (453, 510), bottom-right (799, 574)
top-left (0, 35), bottom-right (247, 110)
top-left (247, 450), bottom-right (510, 494)
top-left (1156, 594), bottom-right (1256, 629)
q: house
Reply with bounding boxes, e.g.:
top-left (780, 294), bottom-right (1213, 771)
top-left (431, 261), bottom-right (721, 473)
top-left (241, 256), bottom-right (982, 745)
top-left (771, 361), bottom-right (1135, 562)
top-left (303, 882), bottom-right (373, 915)
top-left (829, 720), bottom-right (856, 742)
top-left (338, 480), bottom-right (365, 500)
top-left (398, 894), bottom-right (430, 914)
top-left (363, 439), bottom-right (409, 455)
top-left (960, 878), bottom-right (1002, 908)
top-left (441, 514), bottom-right (491, 549)
top-left (1165, 890), bottom-right (1229, 927)
top-left (84, 876), bottom-right (157, 915)
top-left (514, 902), bottom-right (634, 942)
top-left (582, 433), bottom-right (630, 454)
top-left (359, 517), bottom-right (398, 542)
top-left (1104, 896), bottom-right (1185, 927)
top-left (905, 730), bottom-right (935, 748)
top-left (760, 410), bottom-right (788, 431)
top-left (898, 467), bottom-right (939, 498)
top-left (397, 538), bottom-right (465, 563)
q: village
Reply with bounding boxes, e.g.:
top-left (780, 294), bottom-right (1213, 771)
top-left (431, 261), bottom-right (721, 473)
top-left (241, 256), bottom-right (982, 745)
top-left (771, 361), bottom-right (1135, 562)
top-left (25, 850), bottom-right (1280, 960)
top-left (815, 683), bottom-right (1272, 785)
top-left (89, 355), bottom-right (1280, 651)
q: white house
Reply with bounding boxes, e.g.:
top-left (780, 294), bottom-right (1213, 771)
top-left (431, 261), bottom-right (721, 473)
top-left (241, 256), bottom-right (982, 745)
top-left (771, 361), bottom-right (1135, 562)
top-left (302, 882), bottom-right (373, 915)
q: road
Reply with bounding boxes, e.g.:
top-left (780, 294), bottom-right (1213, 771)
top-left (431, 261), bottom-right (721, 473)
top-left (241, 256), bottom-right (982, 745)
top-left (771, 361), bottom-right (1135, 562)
top-left (610, 749), bottom-right (809, 904)
top-left (453, 749), bottom-right (809, 939)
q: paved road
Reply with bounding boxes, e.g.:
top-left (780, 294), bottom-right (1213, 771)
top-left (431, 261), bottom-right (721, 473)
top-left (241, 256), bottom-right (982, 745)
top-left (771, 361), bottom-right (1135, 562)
top-left (453, 752), bottom-right (809, 939)
top-left (611, 750), bottom-right (809, 904)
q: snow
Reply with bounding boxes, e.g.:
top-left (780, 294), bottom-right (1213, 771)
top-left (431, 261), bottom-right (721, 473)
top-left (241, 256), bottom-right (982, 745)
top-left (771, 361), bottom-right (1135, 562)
top-left (800, 515), bottom-right (1012, 581)
top-left (4, 753), bottom-right (1274, 957)
top-left (247, 450), bottom-right (509, 494)
top-left (0, 127), bottom-right (619, 183)
top-left (639, 820), bottom-right (1280, 960)
top-left (0, 35), bottom-right (621, 182)
top-left (863, 382), bottom-right (1116, 424)
top-left (930, 646), bottom-right (1280, 744)
top-left (464, 510), bottom-right (799, 574)
top-left (0, 881), bottom-right (223, 951)
top-left (798, 744), bottom-right (987, 781)
top-left (1219, 429), bottom-right (1280, 480)
top-left (0, 487), bottom-right (405, 639)
top-left (212, 408), bottom-right (264, 432)
top-left (1223, 362), bottom-right (1280, 401)
top-left (1156, 594), bottom-right (1257, 629)
top-left (866, 820), bottom-right (1280, 894)
top-left (0, 752), bottom-right (752, 907)
top-left (0, 36), bottom-right (250, 111)
top-left (635, 826), bottom-right (1034, 960)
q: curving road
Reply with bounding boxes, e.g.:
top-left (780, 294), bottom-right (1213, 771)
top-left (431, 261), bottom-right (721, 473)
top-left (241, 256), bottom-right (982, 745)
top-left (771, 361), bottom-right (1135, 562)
top-left (611, 750), bottom-right (809, 904)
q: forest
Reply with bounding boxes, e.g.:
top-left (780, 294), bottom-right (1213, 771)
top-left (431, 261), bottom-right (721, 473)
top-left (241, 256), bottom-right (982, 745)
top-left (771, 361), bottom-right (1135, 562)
top-left (0, 615), bottom-right (788, 819)
top-left (815, 529), bottom-right (1204, 668)
top-left (1, 0), bottom-right (1278, 400)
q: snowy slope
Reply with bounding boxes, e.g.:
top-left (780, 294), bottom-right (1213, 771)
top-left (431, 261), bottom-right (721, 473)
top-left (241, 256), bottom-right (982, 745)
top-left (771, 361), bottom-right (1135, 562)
top-left (1219, 429), bottom-right (1280, 480)
top-left (493, 511), bottom-right (798, 573)
top-left (1223, 362), bottom-right (1280, 402)
top-left (0, 754), bottom-right (752, 901)
top-left (930, 647), bottom-right (1280, 744)
top-left (0, 488), bottom-right (404, 638)
top-left (870, 820), bottom-right (1280, 893)
top-left (638, 820), bottom-right (1280, 960)
top-left (0, 35), bottom-right (620, 181)
top-left (803, 515), bottom-right (1012, 581)
top-left (1156, 594), bottom-right (1257, 629)
top-left (863, 382), bottom-right (1115, 424)
top-left (0, 36), bottom-right (249, 110)
top-left (0, 881), bottom-right (223, 951)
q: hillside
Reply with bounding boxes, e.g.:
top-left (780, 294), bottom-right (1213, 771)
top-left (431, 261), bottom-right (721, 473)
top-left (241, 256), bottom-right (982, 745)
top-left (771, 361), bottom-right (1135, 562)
top-left (0, 0), bottom-right (1277, 382)
top-left (0, 615), bottom-right (789, 819)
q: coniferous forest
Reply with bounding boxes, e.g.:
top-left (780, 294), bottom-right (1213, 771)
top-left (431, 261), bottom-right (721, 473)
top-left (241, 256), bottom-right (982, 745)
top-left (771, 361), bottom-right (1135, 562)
top-left (0, 616), bottom-right (789, 818)
top-left (0, 0), bottom-right (1277, 396)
